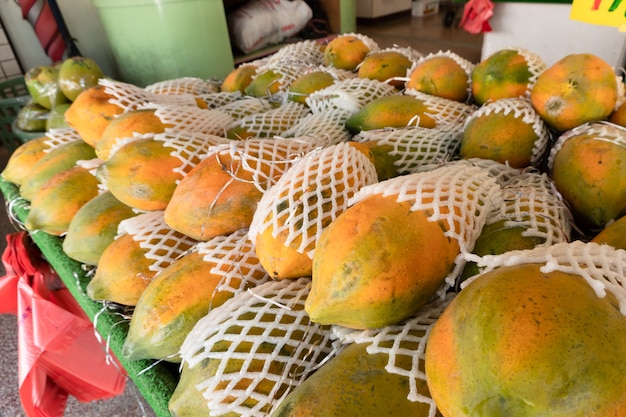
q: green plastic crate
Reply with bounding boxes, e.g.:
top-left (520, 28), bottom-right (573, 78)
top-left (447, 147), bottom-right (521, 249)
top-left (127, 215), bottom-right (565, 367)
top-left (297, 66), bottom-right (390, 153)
top-left (0, 77), bottom-right (34, 153)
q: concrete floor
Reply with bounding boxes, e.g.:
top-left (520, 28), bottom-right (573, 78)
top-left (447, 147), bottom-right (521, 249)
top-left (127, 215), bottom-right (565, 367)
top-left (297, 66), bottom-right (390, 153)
top-left (0, 10), bottom-right (482, 416)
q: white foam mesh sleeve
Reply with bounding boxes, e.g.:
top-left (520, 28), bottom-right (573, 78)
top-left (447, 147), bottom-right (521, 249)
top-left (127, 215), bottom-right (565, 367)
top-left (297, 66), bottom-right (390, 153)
top-left (217, 96), bottom-right (274, 120)
top-left (463, 240), bottom-right (626, 315)
top-left (260, 39), bottom-right (325, 69)
top-left (100, 79), bottom-right (199, 112)
top-left (42, 127), bottom-right (85, 152)
top-left (206, 137), bottom-right (321, 193)
top-left (154, 105), bottom-right (234, 137)
top-left (227, 101), bottom-right (312, 139)
top-left (145, 77), bottom-right (220, 96)
top-left (306, 77), bottom-right (399, 114)
top-left (195, 229), bottom-right (271, 302)
top-left (354, 124), bottom-right (464, 175)
top-left (332, 293), bottom-right (454, 412)
top-left (494, 170), bottom-right (571, 244)
top-left (282, 108), bottom-right (354, 145)
top-left (249, 142), bottom-right (379, 259)
top-left (179, 277), bottom-right (337, 417)
top-left (403, 90), bottom-right (476, 127)
top-left (349, 159), bottom-right (503, 288)
top-left (117, 210), bottom-right (197, 274)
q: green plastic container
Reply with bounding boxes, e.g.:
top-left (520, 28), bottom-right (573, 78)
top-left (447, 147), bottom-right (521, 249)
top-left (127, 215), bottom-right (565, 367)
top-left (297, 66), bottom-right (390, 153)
top-left (0, 77), bottom-right (36, 153)
top-left (92, 0), bottom-right (235, 87)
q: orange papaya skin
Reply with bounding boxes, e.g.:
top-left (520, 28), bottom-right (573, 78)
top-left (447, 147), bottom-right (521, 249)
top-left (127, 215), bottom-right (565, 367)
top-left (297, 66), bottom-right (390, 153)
top-left (306, 193), bottom-right (460, 329)
top-left (425, 263), bottom-right (626, 417)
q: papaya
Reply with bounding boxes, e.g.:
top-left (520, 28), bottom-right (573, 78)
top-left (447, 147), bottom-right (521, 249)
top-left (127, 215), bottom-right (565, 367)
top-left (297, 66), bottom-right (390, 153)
top-left (590, 213), bottom-right (626, 249)
top-left (62, 191), bottom-right (138, 266)
top-left (123, 230), bottom-right (270, 362)
top-left (164, 138), bottom-right (318, 241)
top-left (64, 84), bottom-right (125, 147)
top-left (24, 166), bottom-right (100, 236)
top-left (425, 261), bottom-right (626, 417)
top-left (1, 135), bottom-right (53, 186)
top-left (471, 47), bottom-right (546, 106)
top-left (345, 93), bottom-right (472, 134)
top-left (270, 341), bottom-right (440, 417)
top-left (549, 122), bottom-right (626, 231)
top-left (460, 97), bottom-right (550, 168)
top-left (95, 108), bottom-right (168, 160)
top-left (406, 52), bottom-right (474, 103)
top-left (306, 193), bottom-right (460, 329)
top-left (287, 70), bottom-right (336, 106)
top-left (86, 212), bottom-right (197, 306)
top-left (357, 50), bottom-right (414, 89)
top-left (45, 102), bottom-right (71, 130)
top-left (96, 137), bottom-right (195, 212)
top-left (221, 63), bottom-right (258, 93)
top-left (86, 233), bottom-right (155, 306)
top-left (19, 139), bottom-right (96, 201)
top-left (531, 53), bottom-right (618, 132)
top-left (250, 142), bottom-right (378, 279)
top-left (244, 68), bottom-right (284, 98)
top-left (323, 34), bottom-right (376, 71)
top-left (57, 56), bottom-right (104, 102)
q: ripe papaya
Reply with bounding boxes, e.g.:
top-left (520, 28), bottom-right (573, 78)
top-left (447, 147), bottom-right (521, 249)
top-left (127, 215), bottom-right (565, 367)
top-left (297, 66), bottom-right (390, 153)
top-left (123, 230), bottom-right (270, 362)
top-left (19, 139), bottom-right (96, 202)
top-left (591, 213), bottom-right (626, 249)
top-left (345, 93), bottom-right (472, 134)
top-left (1, 135), bottom-right (52, 186)
top-left (306, 192), bottom-right (460, 329)
top-left (24, 166), bottom-right (100, 236)
top-left (426, 261), bottom-right (626, 417)
top-left (270, 341), bottom-right (440, 417)
top-left (62, 191), bottom-right (138, 266)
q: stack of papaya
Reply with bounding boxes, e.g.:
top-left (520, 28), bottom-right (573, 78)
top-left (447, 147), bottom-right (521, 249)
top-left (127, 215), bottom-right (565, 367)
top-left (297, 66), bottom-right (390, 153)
top-left (3, 33), bottom-right (626, 417)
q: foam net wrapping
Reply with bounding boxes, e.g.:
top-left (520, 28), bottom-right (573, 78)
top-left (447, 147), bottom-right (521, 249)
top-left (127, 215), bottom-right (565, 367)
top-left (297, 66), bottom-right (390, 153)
top-left (41, 127), bottom-right (85, 152)
top-left (547, 121), bottom-right (626, 171)
top-left (282, 108), bottom-right (354, 146)
top-left (205, 137), bottom-right (321, 194)
top-left (349, 159), bottom-right (504, 289)
top-left (463, 240), bottom-right (626, 315)
top-left (248, 142), bottom-right (379, 259)
top-left (513, 46), bottom-right (548, 95)
top-left (99, 79), bottom-right (199, 112)
top-left (403, 90), bottom-right (476, 127)
top-left (197, 91), bottom-right (245, 110)
top-left (195, 229), bottom-right (272, 302)
top-left (226, 101), bottom-right (312, 139)
top-left (489, 170), bottom-right (571, 243)
top-left (248, 61), bottom-right (314, 100)
top-left (179, 277), bottom-right (337, 417)
top-left (153, 105), bottom-right (235, 137)
top-left (353, 124), bottom-right (464, 175)
top-left (306, 77), bottom-right (398, 114)
top-left (259, 39), bottom-right (325, 69)
top-left (145, 77), bottom-right (220, 96)
top-left (332, 293), bottom-right (454, 412)
top-left (217, 97), bottom-right (274, 121)
top-left (463, 97), bottom-right (551, 166)
top-left (117, 210), bottom-right (198, 274)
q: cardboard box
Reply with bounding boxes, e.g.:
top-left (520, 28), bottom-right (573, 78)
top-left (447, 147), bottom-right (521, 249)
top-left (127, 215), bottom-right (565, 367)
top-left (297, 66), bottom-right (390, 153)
top-left (357, 0), bottom-right (412, 19)
top-left (412, 0), bottom-right (439, 17)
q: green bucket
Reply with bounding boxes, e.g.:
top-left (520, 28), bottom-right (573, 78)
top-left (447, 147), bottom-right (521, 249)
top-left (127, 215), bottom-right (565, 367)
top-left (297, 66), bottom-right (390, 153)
top-left (92, 0), bottom-right (235, 87)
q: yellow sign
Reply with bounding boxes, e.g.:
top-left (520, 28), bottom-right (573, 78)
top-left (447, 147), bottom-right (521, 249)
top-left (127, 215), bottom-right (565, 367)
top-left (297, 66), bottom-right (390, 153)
top-left (570, 0), bottom-right (626, 31)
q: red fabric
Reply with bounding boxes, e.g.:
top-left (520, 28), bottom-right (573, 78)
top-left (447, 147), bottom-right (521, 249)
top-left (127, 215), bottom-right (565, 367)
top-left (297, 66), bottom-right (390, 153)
top-left (459, 0), bottom-right (495, 34)
top-left (18, 0), bottom-right (66, 62)
top-left (0, 232), bottom-right (127, 417)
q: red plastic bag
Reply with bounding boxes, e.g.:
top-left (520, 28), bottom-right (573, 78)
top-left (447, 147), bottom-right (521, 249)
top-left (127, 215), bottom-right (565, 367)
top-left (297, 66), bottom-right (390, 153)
top-left (459, 0), bottom-right (495, 34)
top-left (0, 232), bottom-right (127, 417)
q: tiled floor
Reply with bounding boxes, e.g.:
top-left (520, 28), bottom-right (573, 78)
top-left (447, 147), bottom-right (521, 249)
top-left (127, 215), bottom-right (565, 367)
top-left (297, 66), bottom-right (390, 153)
top-left (0, 9), bottom-right (482, 417)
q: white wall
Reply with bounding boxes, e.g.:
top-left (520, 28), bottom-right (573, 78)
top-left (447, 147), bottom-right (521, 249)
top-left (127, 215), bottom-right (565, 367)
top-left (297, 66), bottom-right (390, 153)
top-left (0, 0), bottom-right (119, 77)
top-left (482, 3), bottom-right (626, 70)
